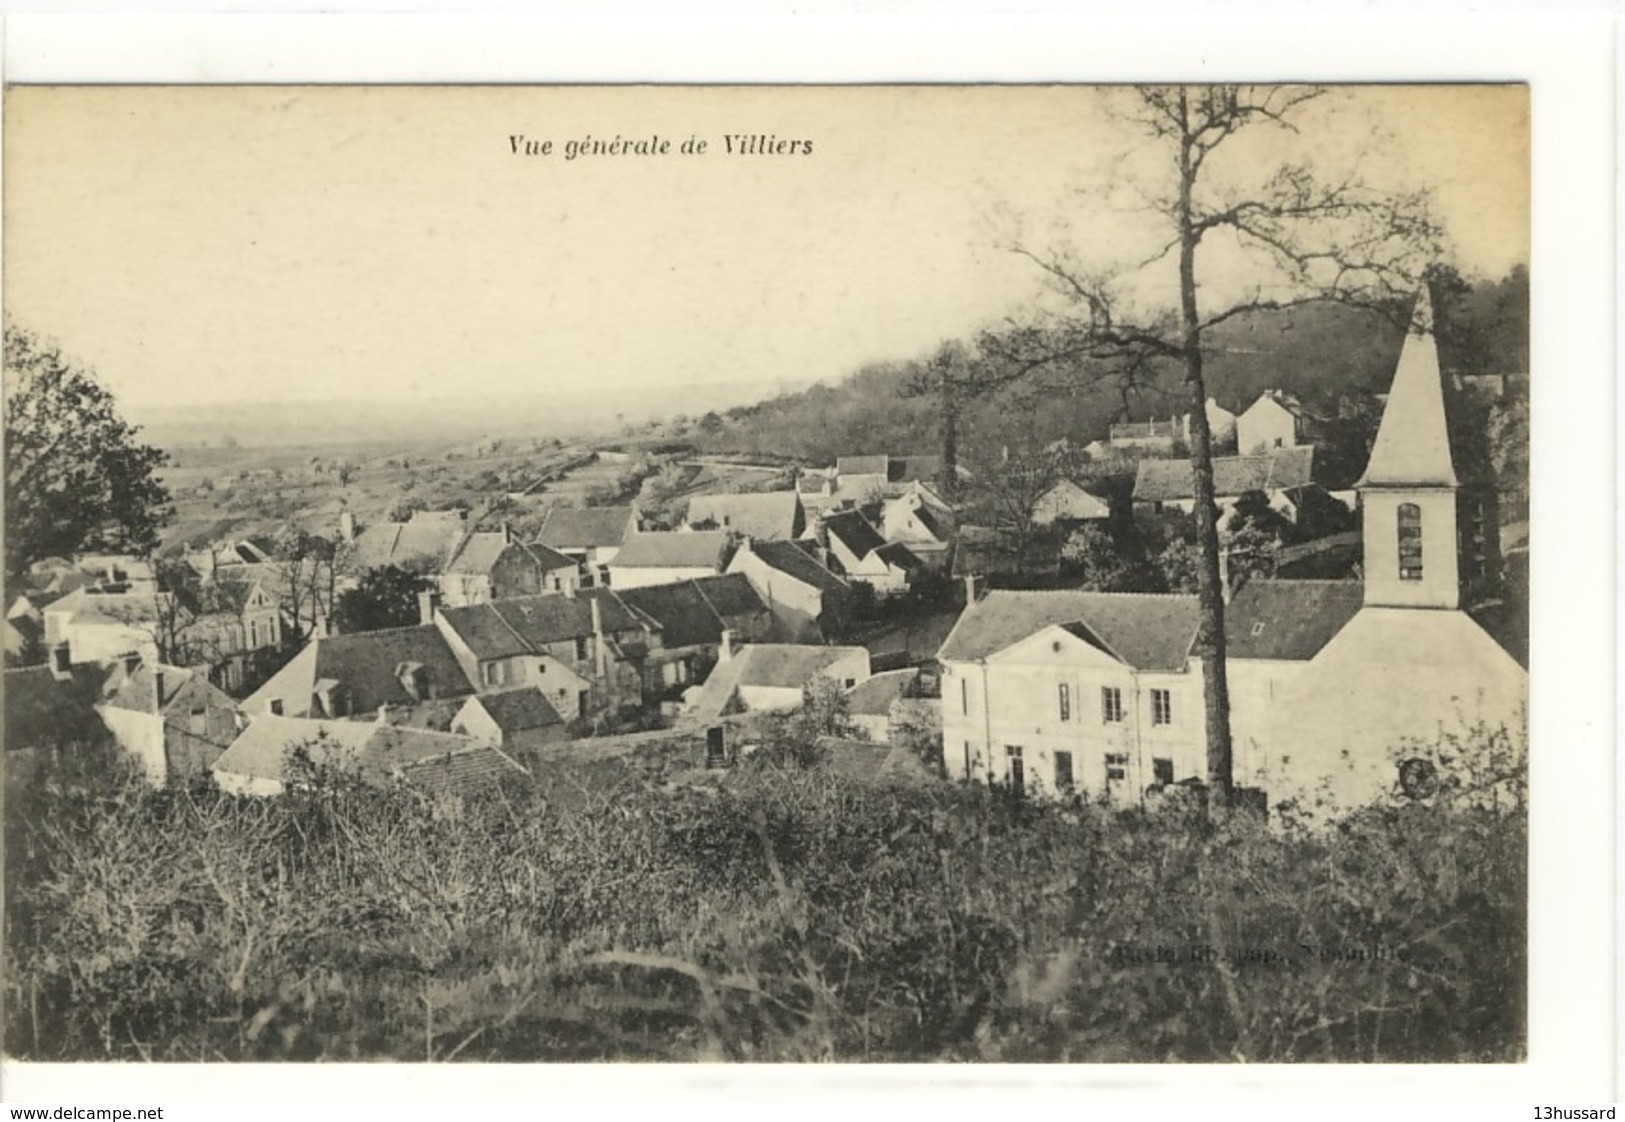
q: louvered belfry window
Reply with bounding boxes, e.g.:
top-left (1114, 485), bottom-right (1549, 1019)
top-left (1398, 502), bottom-right (1424, 581)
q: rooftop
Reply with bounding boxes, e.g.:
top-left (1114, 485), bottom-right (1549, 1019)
top-left (536, 506), bottom-right (638, 550)
top-left (611, 530), bottom-right (731, 571)
top-left (1222, 580), bottom-right (1365, 662)
top-left (738, 539), bottom-right (849, 593)
top-left (686, 491), bottom-right (804, 541)
top-left (937, 589), bottom-right (1200, 671)
top-left (1132, 446), bottom-right (1315, 503)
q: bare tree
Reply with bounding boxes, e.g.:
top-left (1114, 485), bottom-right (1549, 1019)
top-left (995, 86), bottom-right (1439, 806)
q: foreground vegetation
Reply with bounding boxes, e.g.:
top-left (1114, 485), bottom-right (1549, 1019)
top-left (4, 735), bottom-right (1524, 1063)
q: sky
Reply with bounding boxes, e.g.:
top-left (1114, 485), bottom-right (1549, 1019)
top-left (3, 84), bottom-right (1528, 431)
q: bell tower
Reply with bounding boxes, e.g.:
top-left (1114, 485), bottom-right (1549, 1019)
top-left (1357, 288), bottom-right (1461, 610)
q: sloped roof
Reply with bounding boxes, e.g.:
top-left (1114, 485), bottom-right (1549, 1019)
top-left (937, 590), bottom-right (1200, 671)
top-left (1358, 289), bottom-right (1459, 489)
top-left (1133, 447), bottom-right (1315, 503)
top-left (844, 668), bottom-right (917, 716)
top-left (691, 572), bottom-right (769, 620)
top-left (1223, 580), bottom-right (1364, 662)
top-left (836, 455), bottom-right (889, 477)
top-left (611, 530), bottom-right (730, 571)
top-left (619, 581), bottom-right (720, 649)
top-left (437, 591), bottom-right (646, 661)
top-left (441, 532), bottom-right (512, 576)
top-left (1246, 389), bottom-right (1319, 423)
top-left (742, 539), bottom-right (849, 593)
top-left (731, 644), bottom-right (867, 689)
top-left (465, 686), bottom-right (564, 732)
top-left (686, 491), bottom-right (803, 541)
top-left (100, 662), bottom-right (225, 715)
top-left (245, 625), bottom-right (476, 717)
top-left (823, 510), bottom-right (887, 558)
top-left (348, 515), bottom-right (467, 571)
top-left (873, 541), bottom-right (923, 570)
top-left (536, 506), bottom-right (637, 550)
top-left (213, 715), bottom-right (525, 795)
top-left (526, 541), bottom-right (581, 572)
top-left (211, 715), bottom-right (377, 782)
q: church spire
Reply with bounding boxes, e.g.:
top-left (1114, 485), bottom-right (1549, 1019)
top-left (1357, 287), bottom-right (1459, 490)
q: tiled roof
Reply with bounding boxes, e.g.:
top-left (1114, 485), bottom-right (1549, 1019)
top-left (441, 532), bottom-right (512, 576)
top-left (245, 625), bottom-right (476, 717)
top-left (691, 572), bottom-right (769, 620)
top-left (844, 668), bottom-right (916, 716)
top-left (536, 506), bottom-right (637, 550)
top-left (1132, 446), bottom-right (1315, 503)
top-left (212, 715), bottom-right (377, 782)
top-left (937, 589), bottom-right (1200, 671)
top-left (1223, 579), bottom-right (1364, 662)
top-left (742, 539), bottom-right (848, 593)
top-left (611, 530), bottom-right (730, 571)
top-left (688, 643), bottom-right (868, 719)
top-left (526, 542), bottom-right (580, 572)
top-left (617, 580), bottom-right (730, 649)
top-left (437, 591), bottom-right (645, 661)
top-left (466, 686), bottom-right (564, 732)
top-left (686, 491), bottom-right (803, 540)
top-left (348, 515), bottom-right (467, 571)
top-left (823, 510), bottom-right (887, 558)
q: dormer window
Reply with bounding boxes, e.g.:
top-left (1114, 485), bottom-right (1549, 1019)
top-left (1397, 503), bottom-right (1424, 581)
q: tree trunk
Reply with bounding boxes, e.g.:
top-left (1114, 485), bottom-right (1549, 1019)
top-left (939, 368), bottom-right (961, 503)
top-left (1177, 91), bottom-right (1235, 807)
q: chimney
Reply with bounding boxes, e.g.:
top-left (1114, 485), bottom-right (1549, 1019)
top-left (418, 589), bottom-right (442, 626)
top-left (589, 594), bottom-right (608, 679)
top-left (718, 628), bottom-right (734, 662)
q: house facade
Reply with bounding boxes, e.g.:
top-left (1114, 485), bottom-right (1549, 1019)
top-left (1031, 479), bottom-right (1112, 528)
top-left (938, 291), bottom-right (1527, 815)
top-left (818, 510), bottom-right (918, 596)
top-left (1236, 390), bottom-right (1318, 454)
top-left (96, 658), bottom-right (240, 786)
top-left (726, 537), bottom-right (852, 642)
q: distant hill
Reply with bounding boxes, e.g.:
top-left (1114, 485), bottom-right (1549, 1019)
top-left (693, 268), bottom-right (1528, 469)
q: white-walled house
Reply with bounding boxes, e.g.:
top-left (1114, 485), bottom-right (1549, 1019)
top-left (939, 591), bottom-right (1202, 800)
top-left (686, 642), bottom-right (872, 720)
top-left (607, 530), bottom-right (731, 591)
top-left (727, 537), bottom-right (852, 642)
top-left (819, 510), bottom-right (919, 595)
top-left (937, 290), bottom-right (1527, 816)
top-left (1236, 390), bottom-right (1318, 454)
top-left (1031, 479), bottom-right (1112, 527)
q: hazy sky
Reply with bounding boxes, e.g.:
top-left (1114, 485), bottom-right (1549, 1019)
top-left (4, 85), bottom-right (1527, 428)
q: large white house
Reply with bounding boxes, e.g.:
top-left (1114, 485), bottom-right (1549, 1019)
top-left (937, 290), bottom-right (1526, 814)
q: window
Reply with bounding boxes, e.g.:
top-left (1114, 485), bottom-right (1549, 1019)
top-left (1151, 688), bottom-right (1173, 726)
top-left (1104, 752), bottom-right (1129, 782)
top-left (1153, 757), bottom-right (1175, 786)
top-left (575, 636), bottom-right (590, 662)
top-left (268, 698), bottom-right (284, 716)
top-left (961, 677), bottom-right (969, 716)
top-left (1397, 502), bottom-right (1424, 581)
top-left (1057, 682), bottom-right (1072, 722)
top-left (1005, 745), bottom-right (1025, 798)
top-left (963, 740), bottom-right (972, 781)
top-left (1101, 686), bottom-right (1124, 724)
top-left (188, 707), bottom-right (208, 736)
top-left (483, 662), bottom-right (501, 687)
top-left (1054, 750), bottom-right (1075, 791)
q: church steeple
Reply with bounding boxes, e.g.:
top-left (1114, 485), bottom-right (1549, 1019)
top-left (1358, 288), bottom-right (1461, 610)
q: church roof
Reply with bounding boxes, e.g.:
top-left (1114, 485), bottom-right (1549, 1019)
top-left (1357, 289), bottom-right (1459, 489)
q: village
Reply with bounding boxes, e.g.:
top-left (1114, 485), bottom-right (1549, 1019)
top-left (4, 288), bottom-right (1527, 820)
top-left (1, 82), bottom-right (1553, 1069)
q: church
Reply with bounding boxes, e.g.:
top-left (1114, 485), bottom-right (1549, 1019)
top-left (935, 290), bottom-right (1527, 814)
